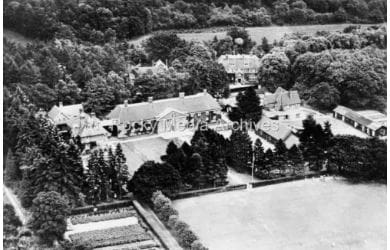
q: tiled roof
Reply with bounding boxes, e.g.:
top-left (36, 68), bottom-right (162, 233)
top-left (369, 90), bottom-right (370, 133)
top-left (47, 104), bottom-right (84, 124)
top-left (256, 116), bottom-right (294, 141)
top-left (107, 92), bottom-right (221, 124)
top-left (333, 105), bottom-right (387, 130)
top-left (217, 54), bottom-right (261, 73)
top-left (263, 88), bottom-right (301, 109)
top-left (47, 103), bottom-right (108, 138)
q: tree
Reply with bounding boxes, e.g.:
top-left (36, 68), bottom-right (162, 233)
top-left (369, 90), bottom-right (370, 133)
top-left (227, 26), bottom-right (256, 54)
top-left (234, 87), bottom-right (262, 122)
top-left (29, 191), bottom-right (70, 245)
top-left (144, 32), bottom-right (186, 61)
top-left (83, 75), bottom-right (116, 116)
top-left (288, 145), bottom-right (304, 175)
top-left (129, 161), bottom-right (181, 201)
top-left (26, 122), bottom-right (84, 207)
top-left (307, 82), bottom-right (340, 110)
top-left (85, 151), bottom-right (103, 204)
top-left (229, 129), bottom-right (253, 172)
top-left (4, 149), bottom-right (20, 185)
top-left (258, 52), bottom-right (291, 92)
top-left (253, 138), bottom-right (265, 168)
top-left (115, 144), bottom-right (130, 199)
top-left (261, 37), bottom-right (271, 53)
top-left (185, 58), bottom-right (230, 97)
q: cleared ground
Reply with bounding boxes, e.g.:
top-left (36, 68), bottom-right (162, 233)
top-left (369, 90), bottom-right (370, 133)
top-left (130, 24), bottom-right (374, 46)
top-left (173, 178), bottom-right (386, 250)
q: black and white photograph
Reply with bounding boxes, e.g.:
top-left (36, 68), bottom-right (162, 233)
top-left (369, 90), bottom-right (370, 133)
top-left (1, 0), bottom-right (387, 249)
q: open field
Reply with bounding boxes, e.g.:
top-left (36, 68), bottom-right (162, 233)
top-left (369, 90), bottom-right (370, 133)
top-left (173, 178), bottom-right (386, 250)
top-left (130, 24), bottom-right (374, 46)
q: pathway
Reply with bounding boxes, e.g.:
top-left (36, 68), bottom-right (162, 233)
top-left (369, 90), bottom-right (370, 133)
top-left (133, 200), bottom-right (182, 250)
top-left (3, 185), bottom-right (27, 224)
top-left (66, 216), bottom-right (138, 236)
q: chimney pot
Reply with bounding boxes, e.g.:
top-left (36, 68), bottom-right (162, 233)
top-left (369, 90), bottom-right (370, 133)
top-left (203, 89), bottom-right (207, 95)
top-left (59, 102), bottom-right (63, 107)
top-left (124, 100), bottom-right (128, 107)
top-left (148, 97), bottom-right (153, 103)
top-left (179, 92), bottom-right (185, 98)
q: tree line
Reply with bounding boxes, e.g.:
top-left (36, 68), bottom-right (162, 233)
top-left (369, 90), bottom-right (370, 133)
top-left (4, 0), bottom-right (385, 42)
top-left (129, 128), bottom-right (230, 201)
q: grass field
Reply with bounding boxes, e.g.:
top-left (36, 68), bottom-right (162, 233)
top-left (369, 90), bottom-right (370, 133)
top-left (173, 178), bottom-right (386, 250)
top-left (130, 24), bottom-right (374, 46)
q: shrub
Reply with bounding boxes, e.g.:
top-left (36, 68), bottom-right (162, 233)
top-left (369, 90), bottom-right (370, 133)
top-left (167, 215), bottom-right (179, 229)
top-left (191, 240), bottom-right (209, 250)
top-left (152, 194), bottom-right (171, 214)
top-left (178, 228), bottom-right (199, 248)
top-left (174, 220), bottom-right (190, 234)
top-left (158, 203), bottom-right (179, 223)
top-left (28, 191), bottom-right (70, 245)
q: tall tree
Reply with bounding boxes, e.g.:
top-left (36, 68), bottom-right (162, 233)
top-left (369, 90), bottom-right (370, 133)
top-left (229, 129), bottom-right (253, 172)
top-left (28, 191), bottom-right (70, 245)
top-left (234, 87), bottom-right (262, 122)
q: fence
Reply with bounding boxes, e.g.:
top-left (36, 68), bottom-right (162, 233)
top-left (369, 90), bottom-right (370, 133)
top-left (250, 172), bottom-right (327, 188)
top-left (70, 198), bottom-right (134, 215)
top-left (172, 184), bottom-right (247, 200)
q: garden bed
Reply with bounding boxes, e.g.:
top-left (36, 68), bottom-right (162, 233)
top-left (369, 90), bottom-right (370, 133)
top-left (69, 225), bottom-right (153, 248)
top-left (69, 207), bottom-right (137, 225)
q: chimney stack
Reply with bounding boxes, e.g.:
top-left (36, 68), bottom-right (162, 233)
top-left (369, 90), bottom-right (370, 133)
top-left (124, 100), bottom-right (128, 107)
top-left (203, 89), bottom-right (207, 95)
top-left (179, 92), bottom-right (185, 98)
top-left (148, 96), bottom-right (153, 103)
top-left (258, 85), bottom-right (262, 90)
top-left (59, 102), bottom-right (63, 107)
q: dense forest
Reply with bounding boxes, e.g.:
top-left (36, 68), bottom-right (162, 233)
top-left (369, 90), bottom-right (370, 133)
top-left (4, 0), bottom-right (387, 42)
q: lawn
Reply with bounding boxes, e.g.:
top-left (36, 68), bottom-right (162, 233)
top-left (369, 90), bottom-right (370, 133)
top-left (173, 178), bottom-right (386, 250)
top-left (130, 24), bottom-right (374, 46)
top-left (120, 137), bottom-right (172, 175)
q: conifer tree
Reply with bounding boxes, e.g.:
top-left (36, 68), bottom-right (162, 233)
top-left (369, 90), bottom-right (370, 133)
top-left (115, 143), bottom-right (129, 199)
top-left (108, 147), bottom-right (118, 197)
top-left (288, 144), bottom-right (304, 175)
top-left (229, 129), bottom-right (253, 172)
top-left (85, 151), bottom-right (102, 204)
top-left (253, 139), bottom-right (265, 169)
top-left (97, 149), bottom-right (109, 201)
top-left (30, 125), bottom-right (84, 206)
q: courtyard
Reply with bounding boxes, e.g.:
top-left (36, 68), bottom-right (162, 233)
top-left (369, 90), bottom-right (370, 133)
top-left (173, 178), bottom-right (386, 250)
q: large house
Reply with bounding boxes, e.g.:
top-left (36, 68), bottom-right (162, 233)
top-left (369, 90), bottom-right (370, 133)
top-left (46, 103), bottom-right (109, 147)
top-left (106, 90), bottom-right (222, 137)
top-left (217, 54), bottom-right (260, 86)
top-left (256, 116), bottom-right (300, 148)
top-left (261, 87), bottom-right (302, 121)
top-left (132, 59), bottom-right (169, 76)
top-left (333, 105), bottom-right (387, 137)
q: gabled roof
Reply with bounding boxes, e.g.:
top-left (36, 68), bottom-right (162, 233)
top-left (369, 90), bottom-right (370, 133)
top-left (256, 116), bottom-right (294, 141)
top-left (47, 104), bottom-right (84, 124)
top-left (217, 54), bottom-right (261, 73)
top-left (263, 88), bottom-right (301, 109)
top-left (333, 105), bottom-right (387, 130)
top-left (132, 59), bottom-right (168, 75)
top-left (107, 92), bottom-right (221, 124)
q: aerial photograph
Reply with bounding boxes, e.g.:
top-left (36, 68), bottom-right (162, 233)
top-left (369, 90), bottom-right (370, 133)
top-left (2, 0), bottom-right (387, 249)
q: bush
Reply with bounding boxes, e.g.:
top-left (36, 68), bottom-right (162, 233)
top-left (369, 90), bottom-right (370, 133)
top-left (152, 194), bottom-right (171, 213)
top-left (158, 203), bottom-right (179, 223)
top-left (167, 215), bottom-right (179, 229)
top-left (28, 191), bottom-right (70, 245)
top-left (178, 228), bottom-right (199, 248)
top-left (174, 220), bottom-right (190, 234)
top-left (191, 240), bottom-right (209, 250)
